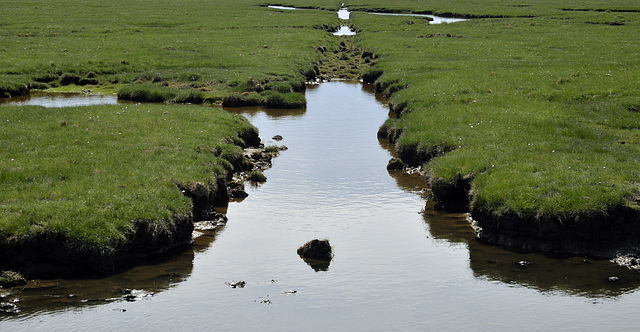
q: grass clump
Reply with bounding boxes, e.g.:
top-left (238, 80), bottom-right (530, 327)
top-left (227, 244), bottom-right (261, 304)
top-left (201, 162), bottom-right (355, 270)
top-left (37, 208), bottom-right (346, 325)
top-left (0, 103), bottom-right (257, 271)
top-left (0, 270), bottom-right (27, 287)
top-left (247, 170), bottom-right (267, 183)
top-left (117, 84), bottom-right (204, 104)
top-left (222, 90), bottom-right (306, 109)
top-left (0, 78), bottom-right (30, 98)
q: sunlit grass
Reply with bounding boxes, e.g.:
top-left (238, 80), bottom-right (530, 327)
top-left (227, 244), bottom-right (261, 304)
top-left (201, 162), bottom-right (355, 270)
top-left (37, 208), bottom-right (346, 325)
top-left (0, 0), bottom-right (339, 100)
top-left (0, 103), bottom-right (256, 249)
top-left (351, 1), bottom-right (640, 217)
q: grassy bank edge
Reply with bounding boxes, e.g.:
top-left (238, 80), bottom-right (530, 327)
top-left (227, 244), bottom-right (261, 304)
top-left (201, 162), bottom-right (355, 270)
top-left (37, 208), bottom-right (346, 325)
top-left (0, 104), bottom-right (268, 277)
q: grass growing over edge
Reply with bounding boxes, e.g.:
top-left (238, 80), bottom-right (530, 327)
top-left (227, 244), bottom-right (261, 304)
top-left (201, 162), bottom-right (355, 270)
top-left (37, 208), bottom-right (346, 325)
top-left (349, 1), bottom-right (640, 222)
top-left (0, 103), bottom-right (258, 271)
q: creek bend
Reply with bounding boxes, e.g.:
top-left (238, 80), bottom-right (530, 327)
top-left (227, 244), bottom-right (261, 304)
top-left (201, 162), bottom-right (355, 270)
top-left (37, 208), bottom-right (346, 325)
top-left (3, 82), bottom-right (640, 329)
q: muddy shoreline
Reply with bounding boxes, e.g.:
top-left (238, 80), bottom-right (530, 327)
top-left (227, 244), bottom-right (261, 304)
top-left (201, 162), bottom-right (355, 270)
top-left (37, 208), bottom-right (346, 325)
top-left (380, 122), bottom-right (640, 269)
top-left (471, 205), bottom-right (640, 266)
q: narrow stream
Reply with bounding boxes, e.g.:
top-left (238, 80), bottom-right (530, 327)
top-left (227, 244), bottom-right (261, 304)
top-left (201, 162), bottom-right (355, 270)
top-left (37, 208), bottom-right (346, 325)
top-left (2, 6), bottom-right (640, 329)
top-left (3, 82), bottom-right (640, 330)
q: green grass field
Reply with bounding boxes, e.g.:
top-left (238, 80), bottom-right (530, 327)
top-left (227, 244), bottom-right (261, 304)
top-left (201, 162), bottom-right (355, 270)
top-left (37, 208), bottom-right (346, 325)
top-left (0, 0), bottom-right (338, 102)
top-left (0, 103), bottom-right (256, 267)
top-left (347, 1), bottom-right (640, 222)
top-left (2, 0), bottom-right (640, 270)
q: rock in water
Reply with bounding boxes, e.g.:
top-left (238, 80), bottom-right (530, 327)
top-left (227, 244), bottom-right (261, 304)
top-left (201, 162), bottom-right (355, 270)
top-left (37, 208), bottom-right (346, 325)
top-left (297, 239), bottom-right (333, 260)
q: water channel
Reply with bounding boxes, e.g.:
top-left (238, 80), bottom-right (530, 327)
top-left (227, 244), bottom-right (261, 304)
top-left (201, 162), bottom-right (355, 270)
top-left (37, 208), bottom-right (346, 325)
top-left (3, 82), bottom-right (640, 330)
top-left (2, 6), bottom-right (640, 330)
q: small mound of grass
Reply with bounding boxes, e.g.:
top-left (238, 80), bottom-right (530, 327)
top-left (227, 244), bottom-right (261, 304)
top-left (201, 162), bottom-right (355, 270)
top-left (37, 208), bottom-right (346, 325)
top-left (0, 78), bottom-right (30, 98)
top-left (222, 90), bottom-right (306, 109)
top-left (247, 170), bottom-right (267, 183)
top-left (117, 84), bottom-right (204, 104)
top-left (0, 271), bottom-right (27, 287)
top-left (263, 90), bottom-right (306, 109)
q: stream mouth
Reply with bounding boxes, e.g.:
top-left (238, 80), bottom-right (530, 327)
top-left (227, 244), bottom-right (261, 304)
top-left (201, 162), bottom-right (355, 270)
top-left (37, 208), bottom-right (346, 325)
top-left (266, 5), bottom-right (297, 11)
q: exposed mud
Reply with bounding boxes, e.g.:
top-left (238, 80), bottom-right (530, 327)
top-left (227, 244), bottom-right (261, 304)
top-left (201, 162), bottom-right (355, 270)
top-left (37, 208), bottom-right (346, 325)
top-left (471, 205), bottom-right (640, 264)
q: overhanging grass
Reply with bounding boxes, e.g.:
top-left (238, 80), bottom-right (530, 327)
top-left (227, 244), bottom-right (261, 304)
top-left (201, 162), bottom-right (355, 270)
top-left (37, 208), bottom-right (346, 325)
top-left (350, 1), bottom-right (640, 218)
top-left (117, 84), bottom-right (205, 103)
top-left (0, 103), bottom-right (256, 250)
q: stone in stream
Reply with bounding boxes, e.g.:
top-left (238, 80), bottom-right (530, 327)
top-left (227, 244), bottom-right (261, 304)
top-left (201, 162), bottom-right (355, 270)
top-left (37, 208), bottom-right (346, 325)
top-left (297, 239), bottom-right (333, 260)
top-left (386, 157), bottom-right (404, 171)
top-left (0, 302), bottom-right (20, 314)
top-left (226, 280), bottom-right (246, 289)
top-left (297, 239), bottom-right (333, 272)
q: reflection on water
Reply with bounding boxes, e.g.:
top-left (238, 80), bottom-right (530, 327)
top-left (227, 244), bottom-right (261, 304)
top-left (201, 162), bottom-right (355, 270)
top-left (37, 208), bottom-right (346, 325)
top-left (0, 92), bottom-right (122, 108)
top-left (299, 256), bottom-right (331, 272)
top-left (338, 8), bottom-right (350, 20)
top-left (333, 26), bottom-right (356, 36)
top-left (368, 12), bottom-right (469, 24)
top-left (2, 82), bottom-right (640, 330)
top-left (0, 226), bottom-right (223, 318)
top-left (223, 105), bottom-right (306, 119)
top-left (467, 240), bottom-right (640, 298)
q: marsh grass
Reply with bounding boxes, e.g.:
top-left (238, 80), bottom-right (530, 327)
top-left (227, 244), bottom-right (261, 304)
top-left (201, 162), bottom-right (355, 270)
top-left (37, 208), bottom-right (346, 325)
top-left (117, 84), bottom-right (205, 104)
top-left (0, 103), bottom-right (256, 253)
top-left (222, 90), bottom-right (306, 108)
top-left (247, 170), bottom-right (267, 183)
top-left (4, 0), bottom-right (640, 262)
top-left (0, 270), bottom-right (26, 287)
top-left (349, 1), bottom-right (640, 218)
top-left (0, 0), bottom-right (339, 101)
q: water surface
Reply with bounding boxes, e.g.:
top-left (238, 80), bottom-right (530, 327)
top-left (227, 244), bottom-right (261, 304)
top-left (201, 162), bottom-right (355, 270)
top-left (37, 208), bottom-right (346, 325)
top-left (368, 12), bottom-right (469, 24)
top-left (3, 82), bottom-right (640, 330)
top-left (333, 26), bottom-right (356, 36)
top-left (0, 92), bottom-right (121, 108)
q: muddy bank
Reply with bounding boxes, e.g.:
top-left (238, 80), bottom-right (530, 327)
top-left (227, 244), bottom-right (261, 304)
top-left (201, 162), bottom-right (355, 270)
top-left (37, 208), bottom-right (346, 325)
top-left (380, 125), bottom-right (640, 264)
top-left (0, 213), bottom-right (196, 277)
top-left (372, 71), bottom-right (640, 266)
top-left (0, 134), bottom-right (280, 278)
top-left (471, 206), bottom-right (640, 261)
top-left (381, 134), bottom-right (640, 265)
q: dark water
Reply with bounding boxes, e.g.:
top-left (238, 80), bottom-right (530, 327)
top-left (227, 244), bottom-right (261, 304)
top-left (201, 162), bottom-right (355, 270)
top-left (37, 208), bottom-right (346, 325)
top-left (2, 82), bottom-right (640, 330)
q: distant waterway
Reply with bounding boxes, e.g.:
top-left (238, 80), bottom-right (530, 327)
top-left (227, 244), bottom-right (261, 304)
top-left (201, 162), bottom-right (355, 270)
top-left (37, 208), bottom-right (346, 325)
top-left (0, 92), bottom-right (122, 108)
top-left (368, 12), bottom-right (469, 24)
top-left (2, 82), bottom-right (640, 330)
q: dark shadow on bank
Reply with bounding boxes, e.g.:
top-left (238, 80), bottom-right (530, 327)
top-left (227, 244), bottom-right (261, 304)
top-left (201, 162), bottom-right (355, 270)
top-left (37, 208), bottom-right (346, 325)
top-left (1, 226), bottom-right (225, 318)
top-left (384, 158), bottom-right (640, 298)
